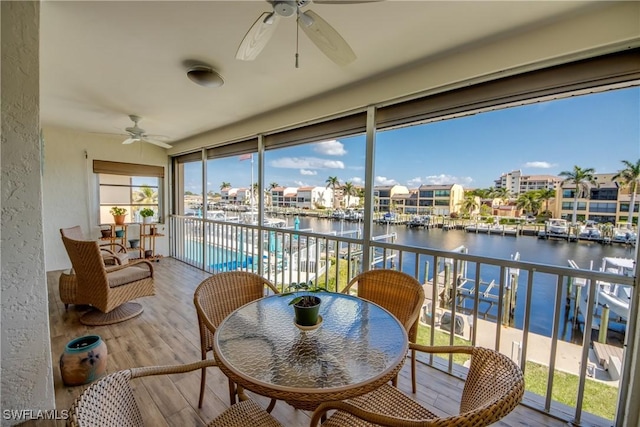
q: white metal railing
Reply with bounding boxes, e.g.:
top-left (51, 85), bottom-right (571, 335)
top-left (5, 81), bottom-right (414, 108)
top-left (170, 214), bottom-right (637, 426)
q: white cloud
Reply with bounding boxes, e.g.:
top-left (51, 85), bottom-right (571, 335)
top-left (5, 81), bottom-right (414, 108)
top-left (349, 177), bottom-right (364, 185)
top-left (524, 161), bottom-right (555, 168)
top-left (300, 169), bottom-right (317, 176)
top-left (407, 177), bottom-right (423, 187)
top-left (270, 157), bottom-right (345, 170)
top-left (375, 176), bottom-right (397, 185)
top-left (406, 174), bottom-right (473, 186)
top-left (313, 140), bottom-right (346, 156)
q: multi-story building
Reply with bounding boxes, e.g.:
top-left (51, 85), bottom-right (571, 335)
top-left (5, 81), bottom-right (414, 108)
top-left (295, 186), bottom-right (334, 209)
top-left (373, 185), bottom-right (409, 212)
top-left (556, 173), bottom-right (639, 224)
top-left (415, 184), bottom-right (465, 216)
top-left (494, 170), bottom-right (561, 195)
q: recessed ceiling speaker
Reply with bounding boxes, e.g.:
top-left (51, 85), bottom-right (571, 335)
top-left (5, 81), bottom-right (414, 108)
top-left (187, 65), bottom-right (224, 88)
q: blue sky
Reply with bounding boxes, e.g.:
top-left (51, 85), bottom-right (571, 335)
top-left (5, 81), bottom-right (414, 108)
top-left (186, 87), bottom-right (639, 194)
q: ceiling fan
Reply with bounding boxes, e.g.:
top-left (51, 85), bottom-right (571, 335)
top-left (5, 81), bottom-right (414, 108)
top-left (121, 115), bottom-right (172, 149)
top-left (236, 0), bottom-right (380, 67)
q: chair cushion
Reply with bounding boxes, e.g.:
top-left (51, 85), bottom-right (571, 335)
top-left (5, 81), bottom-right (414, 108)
top-left (103, 252), bottom-right (129, 266)
top-left (108, 265), bottom-right (152, 288)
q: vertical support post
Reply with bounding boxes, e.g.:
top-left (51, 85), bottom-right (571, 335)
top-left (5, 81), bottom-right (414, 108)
top-left (424, 260), bottom-right (429, 284)
top-left (361, 107), bottom-right (376, 272)
top-left (444, 263), bottom-right (451, 307)
top-left (599, 305), bottom-right (610, 344)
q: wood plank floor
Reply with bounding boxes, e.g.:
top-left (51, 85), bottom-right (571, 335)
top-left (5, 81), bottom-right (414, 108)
top-left (41, 257), bottom-right (572, 427)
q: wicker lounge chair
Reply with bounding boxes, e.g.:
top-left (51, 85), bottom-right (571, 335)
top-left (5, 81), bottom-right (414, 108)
top-left (61, 225), bottom-right (129, 266)
top-left (343, 269), bottom-right (424, 393)
top-left (61, 234), bottom-right (155, 325)
top-left (310, 345), bottom-right (525, 426)
top-left (68, 359), bottom-right (283, 427)
top-left (194, 271), bottom-right (280, 408)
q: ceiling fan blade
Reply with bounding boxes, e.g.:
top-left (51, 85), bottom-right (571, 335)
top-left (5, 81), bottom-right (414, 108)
top-left (122, 137), bottom-right (139, 145)
top-left (236, 12), bottom-right (280, 61)
top-left (313, 0), bottom-right (383, 3)
top-left (298, 10), bottom-right (356, 66)
top-left (142, 137), bottom-right (172, 149)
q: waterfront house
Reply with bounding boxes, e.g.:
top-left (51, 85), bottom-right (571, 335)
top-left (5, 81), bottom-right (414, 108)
top-left (3, 2), bottom-right (640, 426)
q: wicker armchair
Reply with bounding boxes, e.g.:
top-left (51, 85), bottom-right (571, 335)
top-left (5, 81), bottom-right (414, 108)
top-left (68, 359), bottom-right (283, 427)
top-left (61, 225), bottom-right (129, 266)
top-left (61, 235), bottom-right (155, 325)
top-left (310, 345), bottom-right (525, 427)
top-left (194, 271), bottom-right (280, 408)
top-left (343, 269), bottom-right (424, 393)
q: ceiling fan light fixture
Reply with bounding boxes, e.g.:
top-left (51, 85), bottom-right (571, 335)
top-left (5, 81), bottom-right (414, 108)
top-left (273, 1), bottom-right (297, 17)
top-left (298, 11), bottom-right (314, 27)
top-left (187, 65), bottom-right (224, 88)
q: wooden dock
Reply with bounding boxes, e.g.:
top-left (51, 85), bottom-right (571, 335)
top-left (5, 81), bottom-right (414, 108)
top-left (593, 341), bottom-right (624, 367)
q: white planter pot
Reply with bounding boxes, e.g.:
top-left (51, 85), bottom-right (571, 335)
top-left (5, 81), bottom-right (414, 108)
top-left (142, 216), bottom-right (153, 225)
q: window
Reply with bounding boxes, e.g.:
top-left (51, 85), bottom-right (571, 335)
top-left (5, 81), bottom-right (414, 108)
top-left (589, 202), bottom-right (617, 213)
top-left (94, 160), bottom-right (164, 224)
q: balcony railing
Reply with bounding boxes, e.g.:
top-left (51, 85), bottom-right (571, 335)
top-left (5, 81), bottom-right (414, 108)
top-left (170, 214), bottom-right (636, 426)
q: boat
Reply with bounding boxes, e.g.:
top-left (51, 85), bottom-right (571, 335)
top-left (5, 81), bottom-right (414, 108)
top-left (331, 209), bottom-right (346, 220)
top-left (407, 215), bottom-right (429, 228)
top-left (569, 256), bottom-right (634, 322)
top-left (612, 223), bottom-right (637, 245)
top-left (578, 220), bottom-right (602, 240)
top-left (547, 218), bottom-right (569, 235)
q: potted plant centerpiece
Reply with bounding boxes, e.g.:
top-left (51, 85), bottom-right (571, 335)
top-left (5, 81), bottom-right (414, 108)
top-left (140, 208), bottom-right (155, 225)
top-left (110, 206), bottom-right (127, 225)
top-left (282, 281), bottom-right (326, 328)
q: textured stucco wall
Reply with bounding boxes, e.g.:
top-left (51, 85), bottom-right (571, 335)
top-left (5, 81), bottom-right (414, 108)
top-left (42, 126), bottom-right (170, 271)
top-left (1, 1), bottom-right (56, 425)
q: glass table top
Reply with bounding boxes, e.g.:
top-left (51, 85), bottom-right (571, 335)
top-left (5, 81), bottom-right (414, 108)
top-left (214, 292), bottom-right (408, 399)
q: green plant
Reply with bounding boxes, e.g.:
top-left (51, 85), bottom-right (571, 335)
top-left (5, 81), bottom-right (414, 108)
top-left (139, 208), bottom-right (154, 218)
top-left (110, 206), bottom-right (127, 216)
top-left (281, 281), bottom-right (326, 307)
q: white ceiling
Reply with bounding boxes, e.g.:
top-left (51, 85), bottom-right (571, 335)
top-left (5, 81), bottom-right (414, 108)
top-left (40, 0), bottom-right (604, 147)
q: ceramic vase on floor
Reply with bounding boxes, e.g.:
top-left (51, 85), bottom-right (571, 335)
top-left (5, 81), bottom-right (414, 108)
top-left (60, 335), bottom-right (108, 386)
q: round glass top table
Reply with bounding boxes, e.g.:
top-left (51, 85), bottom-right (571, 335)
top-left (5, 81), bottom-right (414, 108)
top-left (213, 292), bottom-right (408, 410)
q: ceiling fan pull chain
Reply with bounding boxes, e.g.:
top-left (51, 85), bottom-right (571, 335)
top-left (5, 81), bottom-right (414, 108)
top-left (295, 14), bottom-right (300, 68)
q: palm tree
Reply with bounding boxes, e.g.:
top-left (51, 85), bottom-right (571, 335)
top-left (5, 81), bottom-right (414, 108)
top-left (613, 159), bottom-right (640, 226)
top-left (342, 182), bottom-right (355, 208)
top-left (459, 193), bottom-right (480, 218)
top-left (133, 185), bottom-right (157, 204)
top-left (220, 181), bottom-right (231, 191)
top-left (325, 176), bottom-right (340, 208)
top-left (269, 182), bottom-right (279, 189)
top-left (559, 165), bottom-right (595, 224)
top-left (490, 187), bottom-right (511, 202)
top-left (516, 191), bottom-right (541, 216)
top-left (536, 188), bottom-right (556, 216)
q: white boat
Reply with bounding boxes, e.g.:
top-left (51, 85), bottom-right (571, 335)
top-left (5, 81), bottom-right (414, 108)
top-left (546, 218), bottom-right (569, 235)
top-left (612, 223), bottom-right (637, 244)
top-left (569, 257), bottom-right (635, 321)
top-left (578, 220), bottom-right (601, 240)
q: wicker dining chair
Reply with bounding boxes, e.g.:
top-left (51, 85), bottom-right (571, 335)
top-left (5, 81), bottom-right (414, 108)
top-left (343, 269), bottom-right (424, 393)
top-left (310, 345), bottom-right (525, 427)
top-left (61, 235), bottom-right (155, 325)
top-left (68, 359), bottom-right (283, 427)
top-left (194, 271), bottom-right (280, 409)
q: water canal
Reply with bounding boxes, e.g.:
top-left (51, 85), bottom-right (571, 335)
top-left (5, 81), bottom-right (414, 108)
top-left (290, 215), bottom-right (638, 339)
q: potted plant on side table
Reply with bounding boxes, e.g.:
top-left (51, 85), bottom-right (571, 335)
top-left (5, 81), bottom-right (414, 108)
top-left (140, 208), bottom-right (155, 225)
top-left (110, 206), bottom-right (127, 225)
top-left (281, 281), bottom-right (326, 328)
